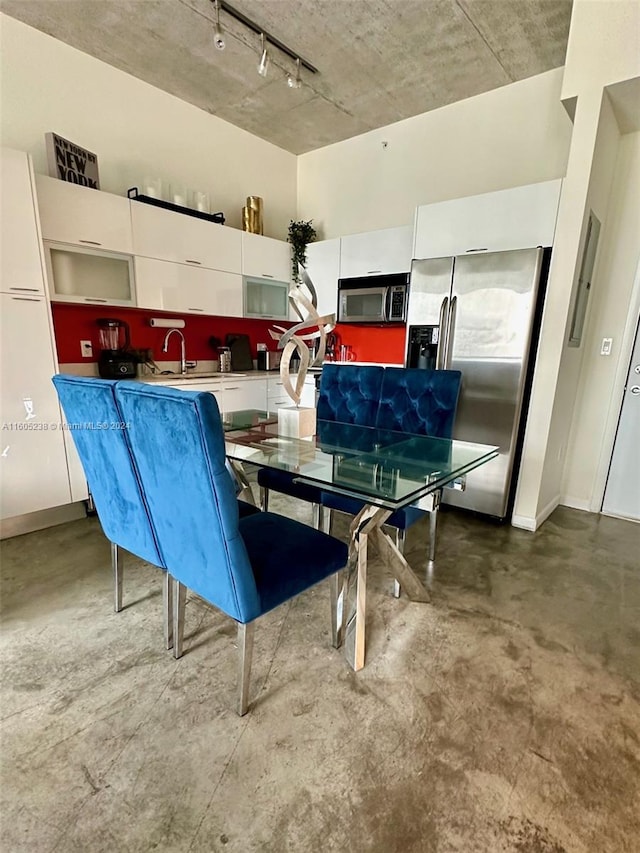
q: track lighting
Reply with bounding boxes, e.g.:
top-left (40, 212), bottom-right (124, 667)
top-left (213, 0), bottom-right (225, 50)
top-left (208, 1), bottom-right (318, 86)
top-left (257, 33), bottom-right (269, 77)
top-left (287, 57), bottom-right (302, 89)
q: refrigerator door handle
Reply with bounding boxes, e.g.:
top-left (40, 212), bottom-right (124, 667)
top-left (445, 295), bottom-right (458, 368)
top-left (436, 297), bottom-right (449, 369)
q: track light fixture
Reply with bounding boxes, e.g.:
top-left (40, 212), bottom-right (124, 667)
top-left (213, 0), bottom-right (225, 50)
top-left (257, 33), bottom-right (269, 78)
top-left (287, 57), bottom-right (302, 89)
top-left (209, 2), bottom-right (317, 85)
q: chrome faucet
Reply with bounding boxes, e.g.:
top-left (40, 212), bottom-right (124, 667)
top-left (162, 328), bottom-right (192, 375)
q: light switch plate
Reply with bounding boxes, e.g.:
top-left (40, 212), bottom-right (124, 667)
top-left (81, 340), bottom-right (93, 358)
top-left (600, 337), bottom-right (613, 356)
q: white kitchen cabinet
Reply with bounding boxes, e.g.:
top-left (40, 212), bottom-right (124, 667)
top-left (0, 293), bottom-right (72, 519)
top-left (339, 226), bottom-right (413, 278)
top-left (241, 232), bottom-right (291, 282)
top-left (1, 149), bottom-right (45, 295)
top-left (45, 243), bottom-right (135, 306)
top-left (267, 375), bottom-right (315, 410)
top-left (36, 174), bottom-right (133, 253)
top-left (413, 179), bottom-right (563, 260)
top-left (134, 256), bottom-right (242, 317)
top-left (131, 202), bottom-right (241, 273)
top-left (243, 276), bottom-right (290, 320)
top-left (304, 239), bottom-right (340, 320)
top-left (222, 378), bottom-right (267, 413)
top-left (152, 378), bottom-right (225, 408)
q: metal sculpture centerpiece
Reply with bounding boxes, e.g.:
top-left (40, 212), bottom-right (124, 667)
top-left (269, 264), bottom-right (335, 407)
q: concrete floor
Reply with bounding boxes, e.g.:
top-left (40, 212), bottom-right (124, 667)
top-left (1, 500), bottom-right (639, 852)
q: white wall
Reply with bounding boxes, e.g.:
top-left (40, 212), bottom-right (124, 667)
top-left (297, 68), bottom-right (572, 238)
top-left (537, 94), bottom-right (621, 513)
top-left (0, 15), bottom-right (296, 239)
top-left (561, 0), bottom-right (640, 99)
top-left (561, 130), bottom-right (640, 508)
top-left (514, 0), bottom-right (640, 528)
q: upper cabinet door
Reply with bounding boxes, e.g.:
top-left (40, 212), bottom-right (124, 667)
top-left (36, 174), bottom-right (133, 253)
top-left (1, 149), bottom-right (45, 295)
top-left (305, 239), bottom-right (341, 320)
top-left (131, 202), bottom-right (241, 273)
top-left (413, 180), bottom-right (563, 260)
top-left (134, 256), bottom-right (242, 317)
top-left (241, 232), bottom-right (291, 282)
top-left (339, 226), bottom-right (413, 278)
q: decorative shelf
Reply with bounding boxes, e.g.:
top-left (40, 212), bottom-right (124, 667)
top-left (127, 187), bottom-right (225, 225)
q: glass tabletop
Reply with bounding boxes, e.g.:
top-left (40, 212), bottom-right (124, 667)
top-left (223, 410), bottom-right (499, 511)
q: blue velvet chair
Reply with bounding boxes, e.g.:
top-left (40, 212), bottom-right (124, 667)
top-left (257, 364), bottom-right (385, 525)
top-left (114, 381), bottom-right (349, 715)
top-left (52, 375), bottom-right (259, 650)
top-left (320, 367), bottom-right (462, 593)
top-left (52, 375), bottom-right (174, 648)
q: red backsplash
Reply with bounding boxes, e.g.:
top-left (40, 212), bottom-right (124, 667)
top-left (51, 303), bottom-right (294, 364)
top-left (51, 305), bottom-right (407, 367)
top-left (333, 324), bottom-right (406, 364)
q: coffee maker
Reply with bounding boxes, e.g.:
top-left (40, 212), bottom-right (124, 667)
top-left (97, 318), bottom-right (137, 379)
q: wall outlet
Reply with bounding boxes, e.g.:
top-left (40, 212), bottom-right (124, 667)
top-left (80, 340), bottom-right (93, 358)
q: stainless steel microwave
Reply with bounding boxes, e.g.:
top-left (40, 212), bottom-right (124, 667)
top-left (337, 273), bottom-right (409, 324)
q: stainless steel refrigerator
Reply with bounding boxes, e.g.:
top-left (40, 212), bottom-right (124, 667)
top-left (406, 248), bottom-right (549, 519)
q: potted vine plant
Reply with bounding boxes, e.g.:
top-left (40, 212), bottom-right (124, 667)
top-left (288, 219), bottom-right (317, 284)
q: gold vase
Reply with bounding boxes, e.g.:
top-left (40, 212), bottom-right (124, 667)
top-left (246, 195), bottom-right (263, 235)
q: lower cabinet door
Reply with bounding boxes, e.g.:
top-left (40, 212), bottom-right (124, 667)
top-left (135, 256), bottom-right (242, 317)
top-left (0, 293), bottom-right (72, 518)
top-left (222, 379), bottom-right (267, 413)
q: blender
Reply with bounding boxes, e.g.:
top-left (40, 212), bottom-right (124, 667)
top-left (97, 318), bottom-right (137, 379)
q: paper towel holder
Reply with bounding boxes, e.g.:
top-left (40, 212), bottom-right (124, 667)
top-left (149, 317), bottom-right (185, 328)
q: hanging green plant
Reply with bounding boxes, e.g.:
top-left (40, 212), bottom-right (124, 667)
top-left (288, 219), bottom-right (316, 284)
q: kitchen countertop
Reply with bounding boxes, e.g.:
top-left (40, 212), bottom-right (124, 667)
top-left (138, 370), bottom-right (309, 383)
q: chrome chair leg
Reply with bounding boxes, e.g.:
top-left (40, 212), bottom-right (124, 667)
top-left (112, 542), bottom-right (123, 613)
top-left (321, 507), bottom-right (332, 535)
top-left (237, 621), bottom-right (255, 716)
top-left (329, 570), bottom-right (346, 649)
top-left (260, 485), bottom-right (269, 512)
top-left (428, 506), bottom-right (438, 563)
top-left (173, 580), bottom-right (187, 660)
top-left (163, 572), bottom-right (174, 651)
top-left (312, 502), bottom-right (321, 530)
top-left (393, 528), bottom-right (406, 598)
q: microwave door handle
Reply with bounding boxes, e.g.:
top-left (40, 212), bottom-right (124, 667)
top-left (436, 297), bottom-right (449, 369)
top-left (384, 286), bottom-right (391, 321)
top-left (444, 295), bottom-right (458, 368)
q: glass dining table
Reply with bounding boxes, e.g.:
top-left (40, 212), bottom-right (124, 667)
top-left (222, 409), bottom-right (499, 672)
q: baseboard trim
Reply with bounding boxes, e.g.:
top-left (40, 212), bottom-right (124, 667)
top-left (511, 494), bottom-right (560, 532)
top-left (1, 502), bottom-right (87, 540)
top-left (559, 495), bottom-right (592, 512)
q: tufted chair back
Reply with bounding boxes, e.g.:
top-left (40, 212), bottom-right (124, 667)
top-left (317, 365), bottom-right (384, 425)
top-left (375, 368), bottom-right (462, 438)
top-left (52, 375), bottom-right (163, 567)
top-left (114, 382), bottom-right (262, 624)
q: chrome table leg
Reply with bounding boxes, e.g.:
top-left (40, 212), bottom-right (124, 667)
top-left (343, 504), bottom-right (431, 672)
top-left (393, 528), bottom-right (406, 598)
top-left (329, 570), bottom-right (346, 649)
top-left (228, 459), bottom-right (257, 506)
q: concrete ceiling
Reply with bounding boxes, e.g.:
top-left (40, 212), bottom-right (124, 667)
top-left (1, 0), bottom-right (573, 154)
